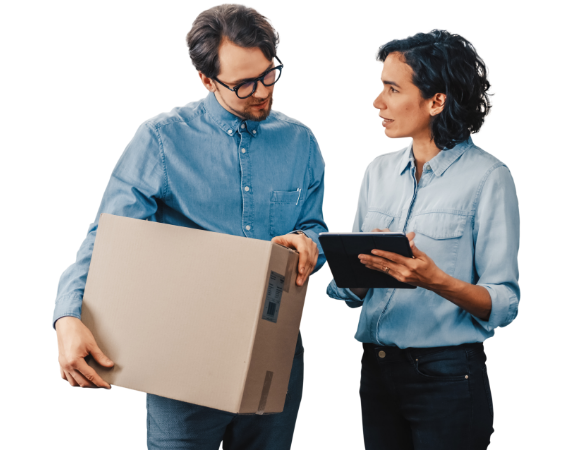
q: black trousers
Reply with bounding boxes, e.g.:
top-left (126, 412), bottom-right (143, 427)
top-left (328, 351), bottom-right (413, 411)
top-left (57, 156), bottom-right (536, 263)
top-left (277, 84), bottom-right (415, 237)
top-left (360, 342), bottom-right (494, 450)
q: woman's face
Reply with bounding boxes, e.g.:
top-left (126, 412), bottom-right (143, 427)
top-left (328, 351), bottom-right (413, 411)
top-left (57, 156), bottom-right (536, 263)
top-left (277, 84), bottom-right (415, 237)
top-left (373, 52), bottom-right (437, 140)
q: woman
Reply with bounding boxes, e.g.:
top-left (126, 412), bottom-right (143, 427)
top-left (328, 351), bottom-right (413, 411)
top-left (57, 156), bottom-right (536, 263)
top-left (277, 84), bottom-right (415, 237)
top-left (327, 30), bottom-right (519, 449)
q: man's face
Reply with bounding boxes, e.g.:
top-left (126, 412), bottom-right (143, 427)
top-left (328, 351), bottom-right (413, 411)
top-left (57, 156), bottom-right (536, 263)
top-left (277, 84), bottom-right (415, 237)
top-left (203, 39), bottom-right (275, 121)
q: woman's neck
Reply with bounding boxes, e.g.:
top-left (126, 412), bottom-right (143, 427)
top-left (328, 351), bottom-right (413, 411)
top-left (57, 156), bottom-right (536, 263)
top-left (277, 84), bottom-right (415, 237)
top-left (412, 132), bottom-right (441, 182)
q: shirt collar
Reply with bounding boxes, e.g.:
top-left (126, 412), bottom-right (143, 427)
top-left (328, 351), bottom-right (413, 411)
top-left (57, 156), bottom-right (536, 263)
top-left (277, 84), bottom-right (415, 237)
top-left (203, 92), bottom-right (262, 138)
top-left (398, 137), bottom-right (473, 176)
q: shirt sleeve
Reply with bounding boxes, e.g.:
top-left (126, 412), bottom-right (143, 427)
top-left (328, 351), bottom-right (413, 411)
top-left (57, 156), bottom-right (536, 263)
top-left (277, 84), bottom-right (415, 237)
top-left (325, 161), bottom-right (372, 307)
top-left (471, 164), bottom-right (520, 332)
top-left (53, 122), bottom-right (167, 328)
top-left (294, 132), bottom-right (328, 274)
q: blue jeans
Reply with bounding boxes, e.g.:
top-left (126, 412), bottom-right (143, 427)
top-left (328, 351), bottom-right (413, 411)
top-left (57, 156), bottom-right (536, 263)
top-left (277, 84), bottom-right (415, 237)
top-left (360, 342), bottom-right (494, 450)
top-left (147, 333), bottom-right (304, 450)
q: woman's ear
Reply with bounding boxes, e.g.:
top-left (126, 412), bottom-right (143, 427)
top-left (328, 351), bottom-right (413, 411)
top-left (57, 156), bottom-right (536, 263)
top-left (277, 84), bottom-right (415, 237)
top-left (430, 93), bottom-right (447, 116)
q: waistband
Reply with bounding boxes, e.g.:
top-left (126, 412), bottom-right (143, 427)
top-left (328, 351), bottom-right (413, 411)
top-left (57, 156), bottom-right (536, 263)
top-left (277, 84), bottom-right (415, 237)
top-left (363, 342), bottom-right (484, 362)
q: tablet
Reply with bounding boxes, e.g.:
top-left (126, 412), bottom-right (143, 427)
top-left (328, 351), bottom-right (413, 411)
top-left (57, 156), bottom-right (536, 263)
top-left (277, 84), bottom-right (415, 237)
top-left (319, 232), bottom-right (416, 289)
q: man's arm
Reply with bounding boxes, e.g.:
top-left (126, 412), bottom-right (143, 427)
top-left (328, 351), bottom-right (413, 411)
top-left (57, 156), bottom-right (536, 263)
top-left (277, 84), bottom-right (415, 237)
top-left (54, 122), bottom-right (166, 326)
top-left (293, 133), bottom-right (328, 272)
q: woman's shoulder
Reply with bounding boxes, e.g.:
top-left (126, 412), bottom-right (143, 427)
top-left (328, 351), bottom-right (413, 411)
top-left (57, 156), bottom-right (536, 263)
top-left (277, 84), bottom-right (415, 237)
top-left (461, 140), bottom-right (511, 174)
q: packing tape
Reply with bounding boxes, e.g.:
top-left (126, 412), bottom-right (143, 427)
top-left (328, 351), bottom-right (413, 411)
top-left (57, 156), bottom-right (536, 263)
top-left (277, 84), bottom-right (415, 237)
top-left (282, 250), bottom-right (298, 293)
top-left (256, 371), bottom-right (274, 415)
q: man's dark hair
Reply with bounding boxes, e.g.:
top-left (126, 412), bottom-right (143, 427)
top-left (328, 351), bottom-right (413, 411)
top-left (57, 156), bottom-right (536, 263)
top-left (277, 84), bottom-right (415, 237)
top-left (186, 4), bottom-right (279, 79)
top-left (378, 30), bottom-right (491, 150)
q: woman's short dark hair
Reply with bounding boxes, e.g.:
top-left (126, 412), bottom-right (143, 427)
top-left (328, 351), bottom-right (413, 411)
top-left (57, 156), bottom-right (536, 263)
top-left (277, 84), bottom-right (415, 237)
top-left (186, 4), bottom-right (279, 79)
top-left (378, 30), bottom-right (491, 150)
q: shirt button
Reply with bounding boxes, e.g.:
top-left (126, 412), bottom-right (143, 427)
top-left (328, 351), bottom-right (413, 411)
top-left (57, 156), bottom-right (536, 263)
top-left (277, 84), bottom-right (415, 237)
top-left (253, 130), bottom-right (257, 134)
top-left (378, 350), bottom-right (386, 359)
top-left (241, 124), bottom-right (246, 129)
top-left (244, 186), bottom-right (250, 191)
top-left (227, 130), bottom-right (232, 135)
top-left (241, 148), bottom-right (246, 154)
top-left (245, 225), bottom-right (251, 231)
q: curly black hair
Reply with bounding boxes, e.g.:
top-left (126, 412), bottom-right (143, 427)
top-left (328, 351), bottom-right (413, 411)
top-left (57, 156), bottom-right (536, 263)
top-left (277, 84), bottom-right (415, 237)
top-left (378, 30), bottom-right (491, 150)
top-left (187, 4), bottom-right (278, 79)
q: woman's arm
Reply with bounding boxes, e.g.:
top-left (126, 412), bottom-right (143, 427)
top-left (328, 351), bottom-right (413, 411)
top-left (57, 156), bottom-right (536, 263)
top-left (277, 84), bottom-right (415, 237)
top-left (425, 269), bottom-right (491, 320)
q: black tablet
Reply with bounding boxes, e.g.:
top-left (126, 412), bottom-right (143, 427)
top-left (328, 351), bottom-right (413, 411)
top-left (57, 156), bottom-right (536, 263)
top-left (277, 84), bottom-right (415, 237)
top-left (319, 232), bottom-right (416, 289)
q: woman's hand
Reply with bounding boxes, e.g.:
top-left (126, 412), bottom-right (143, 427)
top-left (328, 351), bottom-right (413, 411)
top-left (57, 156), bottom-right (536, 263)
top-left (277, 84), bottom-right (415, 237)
top-left (358, 232), bottom-right (446, 290)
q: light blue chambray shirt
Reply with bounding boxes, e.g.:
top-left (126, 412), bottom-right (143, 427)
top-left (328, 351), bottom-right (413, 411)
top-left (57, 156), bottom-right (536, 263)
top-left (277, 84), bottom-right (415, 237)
top-left (54, 92), bottom-right (327, 326)
top-left (327, 138), bottom-right (520, 349)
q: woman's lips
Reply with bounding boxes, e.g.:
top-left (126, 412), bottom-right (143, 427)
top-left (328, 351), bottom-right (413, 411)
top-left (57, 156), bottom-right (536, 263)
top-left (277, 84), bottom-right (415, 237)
top-left (382, 117), bottom-right (394, 127)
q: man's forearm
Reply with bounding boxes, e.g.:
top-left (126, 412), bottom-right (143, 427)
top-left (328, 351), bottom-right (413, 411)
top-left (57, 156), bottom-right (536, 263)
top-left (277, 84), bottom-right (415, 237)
top-left (430, 273), bottom-right (492, 320)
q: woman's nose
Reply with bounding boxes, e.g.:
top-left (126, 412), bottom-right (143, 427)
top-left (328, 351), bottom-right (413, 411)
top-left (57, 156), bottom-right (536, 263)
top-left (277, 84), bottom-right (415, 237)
top-left (373, 92), bottom-right (385, 110)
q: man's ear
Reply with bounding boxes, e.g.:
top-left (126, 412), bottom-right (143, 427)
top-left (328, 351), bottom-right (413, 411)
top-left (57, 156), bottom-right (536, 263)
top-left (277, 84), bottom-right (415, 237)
top-left (198, 72), bottom-right (217, 92)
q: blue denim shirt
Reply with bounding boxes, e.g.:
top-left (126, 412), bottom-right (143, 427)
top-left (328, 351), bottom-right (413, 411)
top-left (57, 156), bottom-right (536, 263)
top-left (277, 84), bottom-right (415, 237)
top-left (54, 92), bottom-right (327, 326)
top-left (327, 138), bottom-right (520, 348)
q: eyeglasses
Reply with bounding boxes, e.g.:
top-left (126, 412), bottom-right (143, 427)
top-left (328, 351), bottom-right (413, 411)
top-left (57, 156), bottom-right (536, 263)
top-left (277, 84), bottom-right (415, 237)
top-left (214, 57), bottom-right (283, 99)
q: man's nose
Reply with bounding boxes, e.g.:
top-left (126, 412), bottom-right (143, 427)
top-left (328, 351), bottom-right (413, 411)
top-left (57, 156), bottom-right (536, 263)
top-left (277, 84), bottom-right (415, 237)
top-left (253, 80), bottom-right (271, 99)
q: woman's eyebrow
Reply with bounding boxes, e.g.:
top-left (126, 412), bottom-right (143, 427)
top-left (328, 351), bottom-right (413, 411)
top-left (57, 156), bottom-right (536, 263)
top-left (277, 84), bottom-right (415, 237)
top-left (383, 80), bottom-right (401, 88)
top-left (230, 63), bottom-right (274, 85)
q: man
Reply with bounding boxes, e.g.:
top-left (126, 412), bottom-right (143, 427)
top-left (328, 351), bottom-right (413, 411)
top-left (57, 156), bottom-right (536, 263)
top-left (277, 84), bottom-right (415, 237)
top-left (54, 4), bottom-right (327, 449)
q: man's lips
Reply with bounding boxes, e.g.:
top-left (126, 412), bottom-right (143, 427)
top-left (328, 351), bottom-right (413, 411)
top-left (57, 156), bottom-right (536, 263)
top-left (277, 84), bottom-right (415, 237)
top-left (251, 99), bottom-right (269, 110)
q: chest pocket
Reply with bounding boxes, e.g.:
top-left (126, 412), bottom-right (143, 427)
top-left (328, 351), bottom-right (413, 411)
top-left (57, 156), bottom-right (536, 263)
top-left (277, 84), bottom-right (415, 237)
top-left (270, 190), bottom-right (301, 237)
top-left (361, 211), bottom-right (395, 232)
top-left (412, 212), bottom-right (467, 239)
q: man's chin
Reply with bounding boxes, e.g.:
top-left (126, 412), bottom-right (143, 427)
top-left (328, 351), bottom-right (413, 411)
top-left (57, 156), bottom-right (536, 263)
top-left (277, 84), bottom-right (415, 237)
top-left (244, 99), bottom-right (273, 122)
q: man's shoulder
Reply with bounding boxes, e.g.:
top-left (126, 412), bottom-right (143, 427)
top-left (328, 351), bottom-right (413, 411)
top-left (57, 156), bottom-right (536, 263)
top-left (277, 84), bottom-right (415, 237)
top-left (265, 110), bottom-right (315, 138)
top-left (142, 99), bottom-right (208, 131)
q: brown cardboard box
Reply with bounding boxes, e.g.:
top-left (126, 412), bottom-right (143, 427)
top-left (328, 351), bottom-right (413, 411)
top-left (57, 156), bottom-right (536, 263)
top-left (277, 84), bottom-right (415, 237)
top-left (81, 213), bottom-right (306, 414)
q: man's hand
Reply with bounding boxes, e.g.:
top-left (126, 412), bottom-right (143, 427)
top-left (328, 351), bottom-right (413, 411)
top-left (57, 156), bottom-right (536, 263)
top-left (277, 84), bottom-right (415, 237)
top-left (56, 316), bottom-right (114, 389)
top-left (271, 232), bottom-right (318, 286)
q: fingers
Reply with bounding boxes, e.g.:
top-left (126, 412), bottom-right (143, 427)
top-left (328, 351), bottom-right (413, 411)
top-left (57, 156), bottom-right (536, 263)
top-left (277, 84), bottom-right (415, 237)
top-left (371, 228), bottom-right (390, 232)
top-left (75, 358), bottom-right (111, 389)
top-left (370, 249), bottom-right (411, 265)
top-left (90, 345), bottom-right (114, 368)
top-left (64, 371), bottom-right (79, 387)
top-left (296, 240), bottom-right (318, 286)
top-left (69, 368), bottom-right (96, 388)
top-left (359, 254), bottom-right (400, 274)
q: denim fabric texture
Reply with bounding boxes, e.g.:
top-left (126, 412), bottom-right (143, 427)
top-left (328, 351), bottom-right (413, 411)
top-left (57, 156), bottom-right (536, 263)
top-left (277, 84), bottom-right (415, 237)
top-left (360, 342), bottom-right (494, 450)
top-left (54, 92), bottom-right (327, 325)
top-left (327, 138), bottom-right (520, 348)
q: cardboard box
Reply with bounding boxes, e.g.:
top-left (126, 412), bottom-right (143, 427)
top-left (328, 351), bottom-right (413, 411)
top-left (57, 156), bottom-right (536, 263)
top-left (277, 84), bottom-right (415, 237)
top-left (81, 213), bottom-right (307, 414)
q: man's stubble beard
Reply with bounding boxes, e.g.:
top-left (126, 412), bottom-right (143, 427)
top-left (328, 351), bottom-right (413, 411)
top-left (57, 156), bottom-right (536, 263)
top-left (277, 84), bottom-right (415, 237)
top-left (217, 88), bottom-right (273, 122)
top-left (241, 96), bottom-right (273, 122)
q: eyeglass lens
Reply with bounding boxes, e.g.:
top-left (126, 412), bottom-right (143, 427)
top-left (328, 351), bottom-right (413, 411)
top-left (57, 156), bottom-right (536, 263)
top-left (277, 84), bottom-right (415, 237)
top-left (236, 67), bottom-right (281, 98)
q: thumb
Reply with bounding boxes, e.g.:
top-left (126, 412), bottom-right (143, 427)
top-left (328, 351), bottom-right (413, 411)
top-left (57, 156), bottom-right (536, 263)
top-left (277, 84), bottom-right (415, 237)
top-left (409, 238), bottom-right (425, 258)
top-left (90, 344), bottom-right (114, 368)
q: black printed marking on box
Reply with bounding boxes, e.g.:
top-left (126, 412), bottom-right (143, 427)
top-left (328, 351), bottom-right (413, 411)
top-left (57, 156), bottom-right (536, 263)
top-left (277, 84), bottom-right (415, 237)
top-left (256, 371), bottom-right (274, 415)
top-left (262, 271), bottom-right (284, 323)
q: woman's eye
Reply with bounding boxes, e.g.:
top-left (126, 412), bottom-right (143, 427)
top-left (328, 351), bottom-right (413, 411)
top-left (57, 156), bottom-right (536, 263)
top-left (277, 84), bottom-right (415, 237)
top-left (390, 87), bottom-right (398, 93)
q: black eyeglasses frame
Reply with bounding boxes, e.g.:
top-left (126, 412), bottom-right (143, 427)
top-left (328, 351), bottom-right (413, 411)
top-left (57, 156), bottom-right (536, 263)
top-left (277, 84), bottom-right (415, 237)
top-left (213, 57), bottom-right (283, 99)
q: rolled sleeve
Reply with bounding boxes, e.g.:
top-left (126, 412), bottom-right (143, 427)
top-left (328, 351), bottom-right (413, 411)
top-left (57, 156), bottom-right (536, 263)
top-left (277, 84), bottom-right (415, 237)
top-left (53, 122), bottom-right (166, 328)
top-left (326, 279), bottom-right (365, 308)
top-left (472, 164), bottom-right (520, 332)
top-left (295, 132), bottom-right (328, 273)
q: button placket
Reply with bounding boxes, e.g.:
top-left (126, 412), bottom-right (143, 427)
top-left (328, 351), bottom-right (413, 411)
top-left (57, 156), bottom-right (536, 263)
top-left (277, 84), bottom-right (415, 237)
top-left (238, 130), bottom-right (254, 236)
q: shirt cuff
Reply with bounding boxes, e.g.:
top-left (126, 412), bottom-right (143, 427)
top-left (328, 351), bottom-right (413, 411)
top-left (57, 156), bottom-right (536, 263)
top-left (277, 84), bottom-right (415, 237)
top-left (472, 284), bottom-right (519, 332)
top-left (326, 279), bottom-right (365, 308)
top-left (53, 294), bottom-right (83, 329)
